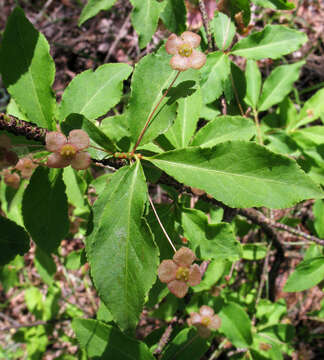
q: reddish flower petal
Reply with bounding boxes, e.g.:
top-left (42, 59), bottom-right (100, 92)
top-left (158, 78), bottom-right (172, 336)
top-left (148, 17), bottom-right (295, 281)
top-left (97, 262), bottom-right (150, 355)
top-left (188, 264), bottom-right (202, 286)
top-left (167, 279), bottom-right (188, 298)
top-left (200, 305), bottom-right (214, 317)
top-left (16, 158), bottom-right (37, 178)
top-left (181, 31), bottom-right (201, 48)
top-left (188, 50), bottom-right (206, 70)
top-left (3, 171), bottom-right (20, 189)
top-left (158, 260), bottom-right (178, 283)
top-left (166, 34), bottom-right (183, 55)
top-left (71, 152), bottom-right (91, 170)
top-left (46, 132), bottom-right (67, 152)
top-left (46, 152), bottom-right (71, 168)
top-left (173, 247), bottom-right (196, 266)
top-left (196, 324), bottom-right (211, 338)
top-left (68, 130), bottom-right (90, 151)
top-left (170, 55), bottom-right (191, 71)
top-left (189, 312), bottom-right (202, 325)
top-left (209, 315), bottom-right (221, 330)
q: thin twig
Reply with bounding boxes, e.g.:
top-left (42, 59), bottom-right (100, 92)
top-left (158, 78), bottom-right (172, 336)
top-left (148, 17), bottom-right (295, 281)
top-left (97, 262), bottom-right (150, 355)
top-left (198, 0), bottom-right (215, 51)
top-left (0, 318), bottom-right (70, 332)
top-left (104, 13), bottom-right (131, 63)
top-left (154, 323), bottom-right (174, 356)
top-left (148, 194), bottom-right (177, 253)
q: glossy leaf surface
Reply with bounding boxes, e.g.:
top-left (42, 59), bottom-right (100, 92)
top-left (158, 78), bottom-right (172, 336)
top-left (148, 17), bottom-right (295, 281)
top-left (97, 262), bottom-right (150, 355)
top-left (148, 141), bottom-right (322, 208)
top-left (59, 63), bottom-right (132, 121)
top-left (231, 25), bottom-right (307, 60)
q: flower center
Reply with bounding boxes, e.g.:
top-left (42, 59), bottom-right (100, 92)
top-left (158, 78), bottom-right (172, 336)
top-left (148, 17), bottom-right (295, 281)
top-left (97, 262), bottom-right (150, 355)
top-left (178, 44), bottom-right (192, 57)
top-left (176, 266), bottom-right (189, 282)
top-left (201, 316), bottom-right (211, 327)
top-left (60, 144), bottom-right (76, 158)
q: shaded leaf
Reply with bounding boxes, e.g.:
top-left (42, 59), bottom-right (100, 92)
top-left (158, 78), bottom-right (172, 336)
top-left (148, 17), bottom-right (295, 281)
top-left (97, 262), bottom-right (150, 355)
top-left (0, 216), bottom-right (29, 266)
top-left (244, 60), bottom-right (262, 109)
top-left (160, 0), bottom-right (186, 34)
top-left (22, 167), bottom-right (69, 253)
top-left (72, 319), bottom-right (154, 359)
top-left (0, 7), bottom-right (56, 129)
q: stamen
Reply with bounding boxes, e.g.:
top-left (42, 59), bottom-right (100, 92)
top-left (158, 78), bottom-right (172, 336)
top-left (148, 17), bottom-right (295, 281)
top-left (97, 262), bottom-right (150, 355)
top-left (178, 44), bottom-right (192, 57)
top-left (201, 316), bottom-right (211, 327)
top-left (60, 144), bottom-right (76, 158)
top-left (176, 266), bottom-right (189, 281)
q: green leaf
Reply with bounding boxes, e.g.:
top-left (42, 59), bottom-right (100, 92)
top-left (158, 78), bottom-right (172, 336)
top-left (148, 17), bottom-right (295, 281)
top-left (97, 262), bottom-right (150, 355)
top-left (289, 88), bottom-right (324, 131)
top-left (258, 61), bottom-right (304, 111)
top-left (291, 126), bottom-right (324, 149)
top-left (212, 12), bottom-right (236, 51)
top-left (164, 69), bottom-right (202, 148)
top-left (62, 113), bottom-right (117, 153)
top-left (129, 0), bottom-right (166, 49)
top-left (0, 215), bottom-right (29, 266)
top-left (181, 208), bottom-right (241, 260)
top-left (313, 200), bottom-right (324, 238)
top-left (160, 0), bottom-right (186, 34)
top-left (219, 302), bottom-right (253, 348)
top-left (191, 116), bottom-right (255, 148)
top-left (252, 0), bottom-right (295, 10)
top-left (72, 319), bottom-right (154, 359)
top-left (79, 0), bottom-right (117, 25)
top-left (86, 161), bottom-right (159, 331)
top-left (147, 141), bottom-right (323, 208)
top-left (161, 328), bottom-right (209, 360)
top-left (0, 7), bottom-right (56, 129)
top-left (22, 167), bottom-right (69, 253)
top-left (242, 244), bottom-right (267, 260)
top-left (25, 287), bottom-right (44, 319)
top-left (59, 63), bottom-right (132, 122)
top-left (283, 256), bottom-right (324, 292)
top-left (126, 47), bottom-right (177, 147)
top-left (200, 52), bottom-right (230, 104)
top-left (227, 0), bottom-right (251, 26)
top-left (35, 247), bottom-right (56, 285)
top-left (231, 25), bottom-right (307, 60)
top-left (63, 166), bottom-right (87, 210)
top-left (244, 60), bottom-right (262, 109)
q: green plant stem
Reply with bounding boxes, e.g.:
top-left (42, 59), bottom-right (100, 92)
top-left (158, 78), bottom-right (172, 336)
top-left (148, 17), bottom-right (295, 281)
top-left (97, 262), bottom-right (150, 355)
top-left (131, 71), bottom-right (181, 155)
top-left (148, 194), bottom-right (177, 253)
top-left (253, 109), bottom-right (263, 145)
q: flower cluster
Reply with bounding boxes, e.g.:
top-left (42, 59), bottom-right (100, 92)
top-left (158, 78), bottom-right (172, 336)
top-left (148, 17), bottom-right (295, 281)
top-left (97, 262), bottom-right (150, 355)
top-left (0, 134), bottom-right (18, 170)
top-left (166, 31), bottom-right (206, 71)
top-left (187, 305), bottom-right (221, 338)
top-left (15, 157), bottom-right (38, 179)
top-left (158, 247), bottom-right (202, 298)
top-left (45, 130), bottom-right (91, 170)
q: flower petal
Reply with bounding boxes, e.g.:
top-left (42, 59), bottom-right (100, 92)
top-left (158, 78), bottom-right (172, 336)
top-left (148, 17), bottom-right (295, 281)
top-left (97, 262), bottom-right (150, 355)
top-left (167, 280), bottom-right (188, 298)
top-left (170, 55), bottom-right (191, 71)
top-left (209, 315), bottom-right (221, 330)
top-left (188, 264), bottom-right (202, 286)
top-left (46, 152), bottom-right (71, 168)
top-left (166, 34), bottom-right (183, 54)
top-left (200, 305), bottom-right (214, 317)
top-left (46, 132), bottom-right (67, 152)
top-left (158, 260), bottom-right (178, 283)
top-left (173, 247), bottom-right (196, 266)
top-left (68, 130), bottom-right (90, 151)
top-left (188, 50), bottom-right (206, 70)
top-left (71, 151), bottom-right (91, 170)
top-left (189, 312), bottom-right (202, 325)
top-left (196, 324), bottom-right (211, 338)
top-left (181, 31), bottom-right (201, 48)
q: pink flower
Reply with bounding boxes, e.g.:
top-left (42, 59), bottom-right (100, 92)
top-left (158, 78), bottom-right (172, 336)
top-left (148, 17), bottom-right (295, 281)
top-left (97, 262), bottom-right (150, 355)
top-left (165, 31), bottom-right (206, 71)
top-left (158, 247), bottom-right (202, 298)
top-left (2, 169), bottom-right (20, 189)
top-left (187, 305), bottom-right (221, 338)
top-left (45, 130), bottom-right (91, 170)
top-left (15, 157), bottom-right (38, 178)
